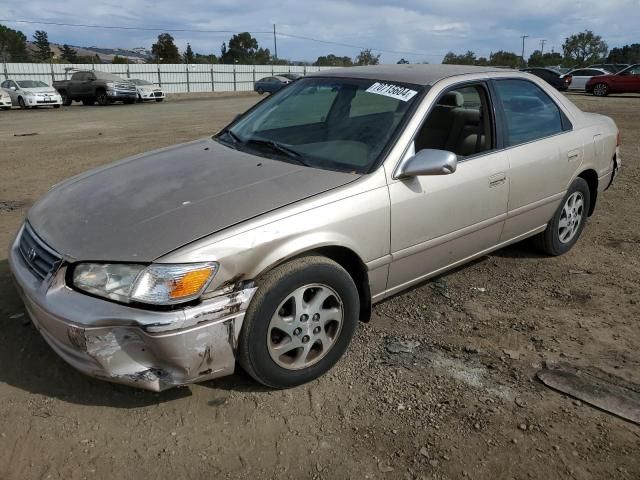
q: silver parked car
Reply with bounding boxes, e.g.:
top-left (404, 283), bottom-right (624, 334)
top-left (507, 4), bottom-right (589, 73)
top-left (1, 79), bottom-right (63, 108)
top-left (564, 67), bottom-right (609, 91)
top-left (9, 65), bottom-right (621, 392)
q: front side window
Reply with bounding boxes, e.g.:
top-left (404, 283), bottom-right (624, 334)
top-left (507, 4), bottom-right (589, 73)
top-left (219, 77), bottom-right (422, 173)
top-left (414, 84), bottom-right (493, 158)
top-left (494, 79), bottom-right (565, 146)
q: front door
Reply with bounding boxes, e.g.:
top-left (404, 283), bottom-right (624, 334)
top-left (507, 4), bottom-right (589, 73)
top-left (386, 82), bottom-right (509, 295)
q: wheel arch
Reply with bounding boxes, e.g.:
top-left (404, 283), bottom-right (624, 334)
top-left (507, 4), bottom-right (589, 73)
top-left (577, 168), bottom-right (598, 216)
top-left (255, 244), bottom-right (372, 322)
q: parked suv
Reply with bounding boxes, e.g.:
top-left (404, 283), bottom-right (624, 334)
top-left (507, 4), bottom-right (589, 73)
top-left (53, 70), bottom-right (137, 106)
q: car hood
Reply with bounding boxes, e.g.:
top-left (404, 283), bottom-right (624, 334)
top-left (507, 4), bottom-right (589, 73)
top-left (27, 138), bottom-right (359, 262)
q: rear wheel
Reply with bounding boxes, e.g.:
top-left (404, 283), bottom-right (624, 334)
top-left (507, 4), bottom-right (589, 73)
top-left (239, 256), bottom-right (360, 388)
top-left (534, 177), bottom-right (590, 256)
top-left (96, 90), bottom-right (109, 106)
top-left (592, 83), bottom-right (609, 97)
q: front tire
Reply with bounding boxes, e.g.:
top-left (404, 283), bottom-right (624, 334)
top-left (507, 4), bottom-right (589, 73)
top-left (257, 87), bottom-right (264, 95)
top-left (592, 83), bottom-right (609, 97)
top-left (18, 97), bottom-right (28, 109)
top-left (534, 177), bottom-right (591, 256)
top-left (239, 256), bottom-right (360, 389)
top-left (60, 91), bottom-right (72, 106)
top-left (96, 90), bottom-right (109, 106)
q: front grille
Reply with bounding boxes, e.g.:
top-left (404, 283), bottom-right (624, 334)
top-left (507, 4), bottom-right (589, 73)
top-left (18, 223), bottom-right (62, 280)
top-left (115, 82), bottom-right (135, 92)
top-left (153, 91), bottom-right (163, 97)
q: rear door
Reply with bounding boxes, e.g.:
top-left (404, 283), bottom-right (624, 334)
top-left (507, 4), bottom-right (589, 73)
top-left (492, 78), bottom-right (582, 241)
top-left (617, 65), bottom-right (640, 93)
top-left (570, 70), bottom-right (589, 90)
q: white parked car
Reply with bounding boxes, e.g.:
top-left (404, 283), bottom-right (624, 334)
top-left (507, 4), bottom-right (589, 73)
top-left (130, 79), bottom-right (165, 102)
top-left (0, 89), bottom-right (11, 110)
top-left (564, 68), bottom-right (609, 91)
top-left (0, 79), bottom-right (62, 108)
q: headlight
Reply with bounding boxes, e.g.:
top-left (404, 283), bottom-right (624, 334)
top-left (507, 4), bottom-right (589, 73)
top-left (105, 82), bottom-right (115, 90)
top-left (24, 91), bottom-right (34, 97)
top-left (72, 262), bottom-right (218, 305)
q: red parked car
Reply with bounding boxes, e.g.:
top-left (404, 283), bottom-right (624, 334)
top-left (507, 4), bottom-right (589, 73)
top-left (586, 64), bottom-right (640, 96)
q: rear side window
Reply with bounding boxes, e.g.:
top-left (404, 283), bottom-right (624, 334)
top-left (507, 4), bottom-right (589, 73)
top-left (494, 79), bottom-right (566, 146)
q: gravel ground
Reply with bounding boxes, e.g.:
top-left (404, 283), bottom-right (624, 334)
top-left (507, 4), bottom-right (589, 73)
top-left (0, 92), bottom-right (638, 480)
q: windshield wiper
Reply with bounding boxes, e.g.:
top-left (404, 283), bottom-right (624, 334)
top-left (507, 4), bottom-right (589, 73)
top-left (244, 138), bottom-right (311, 166)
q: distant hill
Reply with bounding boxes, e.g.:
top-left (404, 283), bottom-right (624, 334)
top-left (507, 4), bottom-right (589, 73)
top-left (27, 42), bottom-right (152, 63)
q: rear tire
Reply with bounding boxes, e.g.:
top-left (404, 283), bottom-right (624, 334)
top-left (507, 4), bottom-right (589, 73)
top-left (238, 256), bottom-right (360, 389)
top-left (96, 90), bottom-right (109, 106)
top-left (592, 83), bottom-right (609, 97)
top-left (534, 177), bottom-right (591, 256)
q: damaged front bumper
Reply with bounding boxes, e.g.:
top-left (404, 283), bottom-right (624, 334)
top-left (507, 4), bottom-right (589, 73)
top-left (8, 231), bottom-right (256, 392)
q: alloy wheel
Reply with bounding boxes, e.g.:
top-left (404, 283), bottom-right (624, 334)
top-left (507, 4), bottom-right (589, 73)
top-left (558, 191), bottom-right (584, 244)
top-left (267, 284), bottom-right (343, 370)
top-left (593, 83), bottom-right (608, 97)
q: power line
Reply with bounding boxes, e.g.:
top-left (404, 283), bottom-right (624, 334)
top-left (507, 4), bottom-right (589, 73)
top-left (0, 18), bottom-right (491, 59)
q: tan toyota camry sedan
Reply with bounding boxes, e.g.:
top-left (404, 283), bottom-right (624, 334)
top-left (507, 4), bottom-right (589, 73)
top-left (9, 65), bottom-right (621, 391)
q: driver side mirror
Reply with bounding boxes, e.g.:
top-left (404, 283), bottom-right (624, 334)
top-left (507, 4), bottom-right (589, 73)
top-left (9, 86), bottom-right (16, 91)
top-left (395, 148), bottom-right (457, 179)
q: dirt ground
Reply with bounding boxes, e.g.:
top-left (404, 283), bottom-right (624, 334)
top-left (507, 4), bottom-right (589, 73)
top-left (0, 91), bottom-right (638, 480)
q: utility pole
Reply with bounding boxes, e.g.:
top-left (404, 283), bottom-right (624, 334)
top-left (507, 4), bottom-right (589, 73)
top-left (540, 39), bottom-right (547, 54)
top-left (273, 24), bottom-right (278, 64)
top-left (520, 34), bottom-right (529, 66)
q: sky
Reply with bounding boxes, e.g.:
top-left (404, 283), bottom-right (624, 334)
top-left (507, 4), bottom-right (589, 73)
top-left (2, 0), bottom-right (639, 63)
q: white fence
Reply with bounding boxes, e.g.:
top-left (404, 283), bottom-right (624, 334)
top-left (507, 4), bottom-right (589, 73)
top-left (1, 63), bottom-right (333, 93)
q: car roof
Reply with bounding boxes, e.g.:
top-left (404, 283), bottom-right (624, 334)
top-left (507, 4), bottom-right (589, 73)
top-left (308, 64), bottom-right (510, 86)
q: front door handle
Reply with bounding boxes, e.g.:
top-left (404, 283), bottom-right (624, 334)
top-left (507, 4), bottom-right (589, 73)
top-left (488, 173), bottom-right (506, 187)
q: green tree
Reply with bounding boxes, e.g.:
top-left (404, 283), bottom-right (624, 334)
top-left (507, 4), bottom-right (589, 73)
top-left (221, 32), bottom-right (271, 64)
top-left (0, 24), bottom-right (29, 62)
top-left (528, 50), bottom-right (564, 67)
top-left (183, 43), bottom-right (194, 63)
top-left (112, 55), bottom-right (128, 64)
top-left (32, 30), bottom-right (53, 62)
top-left (489, 50), bottom-right (521, 68)
top-left (607, 43), bottom-right (640, 64)
top-left (562, 30), bottom-right (608, 67)
top-left (313, 54), bottom-right (353, 67)
top-left (151, 33), bottom-right (181, 63)
top-left (355, 48), bottom-right (380, 65)
top-left (475, 57), bottom-right (489, 66)
top-left (397, 58), bottom-right (410, 64)
top-left (442, 51), bottom-right (476, 65)
top-left (193, 52), bottom-right (218, 64)
top-left (60, 44), bottom-right (78, 63)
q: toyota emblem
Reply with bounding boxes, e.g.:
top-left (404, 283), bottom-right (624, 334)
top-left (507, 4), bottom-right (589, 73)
top-left (27, 247), bottom-right (37, 262)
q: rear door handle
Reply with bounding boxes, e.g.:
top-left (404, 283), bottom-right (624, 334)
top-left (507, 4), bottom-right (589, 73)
top-left (488, 173), bottom-right (506, 187)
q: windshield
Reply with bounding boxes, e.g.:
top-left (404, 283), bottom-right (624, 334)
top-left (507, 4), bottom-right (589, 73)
top-left (218, 77), bottom-right (422, 173)
top-left (131, 79), bottom-right (152, 85)
top-left (94, 71), bottom-right (126, 82)
top-left (17, 80), bottom-right (48, 88)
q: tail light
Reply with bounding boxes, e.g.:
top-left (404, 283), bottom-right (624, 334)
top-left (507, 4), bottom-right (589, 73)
top-left (564, 75), bottom-right (572, 84)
